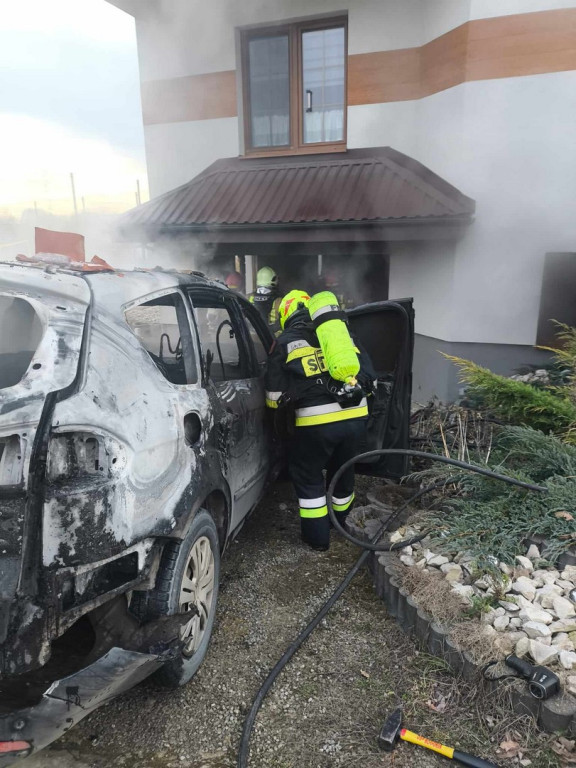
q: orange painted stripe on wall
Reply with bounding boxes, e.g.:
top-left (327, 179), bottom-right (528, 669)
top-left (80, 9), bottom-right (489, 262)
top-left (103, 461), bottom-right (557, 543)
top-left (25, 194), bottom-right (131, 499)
top-left (142, 8), bottom-right (576, 125)
top-left (142, 70), bottom-right (237, 125)
top-left (347, 48), bottom-right (421, 105)
top-left (466, 8), bottom-right (576, 82)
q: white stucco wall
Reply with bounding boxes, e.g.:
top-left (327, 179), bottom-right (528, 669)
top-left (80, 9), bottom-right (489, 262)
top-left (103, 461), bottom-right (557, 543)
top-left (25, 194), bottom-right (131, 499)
top-left (134, 0), bottom-right (576, 84)
top-left (144, 117), bottom-right (239, 195)
top-left (388, 241), bottom-right (458, 341)
top-left (131, 0), bottom-right (576, 350)
top-left (136, 0), bottom-right (425, 82)
top-left (347, 101), bottom-right (418, 158)
top-left (469, 0), bottom-right (576, 19)
top-left (135, 0), bottom-right (575, 84)
top-left (414, 71), bottom-right (576, 346)
top-left (349, 68), bottom-right (576, 347)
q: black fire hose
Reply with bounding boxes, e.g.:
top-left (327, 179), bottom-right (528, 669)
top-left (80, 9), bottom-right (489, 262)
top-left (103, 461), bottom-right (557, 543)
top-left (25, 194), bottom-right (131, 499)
top-left (326, 449), bottom-right (546, 551)
top-left (237, 449), bottom-right (547, 768)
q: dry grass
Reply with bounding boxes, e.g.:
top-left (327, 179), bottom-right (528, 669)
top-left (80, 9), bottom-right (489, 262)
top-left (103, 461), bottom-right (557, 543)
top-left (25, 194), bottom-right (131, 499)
top-left (448, 621), bottom-right (499, 667)
top-left (396, 564), bottom-right (499, 667)
top-left (399, 565), bottom-right (465, 625)
top-left (411, 403), bottom-right (495, 464)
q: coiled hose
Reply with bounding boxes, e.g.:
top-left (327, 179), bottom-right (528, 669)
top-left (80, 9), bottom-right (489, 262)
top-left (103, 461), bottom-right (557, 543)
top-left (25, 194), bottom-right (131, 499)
top-left (237, 449), bottom-right (546, 768)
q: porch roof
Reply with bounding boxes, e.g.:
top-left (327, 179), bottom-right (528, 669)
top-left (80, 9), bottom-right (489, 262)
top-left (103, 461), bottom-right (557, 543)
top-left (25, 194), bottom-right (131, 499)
top-left (121, 147), bottom-right (475, 243)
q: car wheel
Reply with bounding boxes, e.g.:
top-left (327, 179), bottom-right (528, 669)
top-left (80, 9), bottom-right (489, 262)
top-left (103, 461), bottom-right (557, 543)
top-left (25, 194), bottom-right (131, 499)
top-left (135, 509), bottom-right (220, 688)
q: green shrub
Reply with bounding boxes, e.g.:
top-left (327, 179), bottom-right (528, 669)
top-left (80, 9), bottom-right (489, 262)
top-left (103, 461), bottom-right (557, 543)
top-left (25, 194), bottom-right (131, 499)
top-left (444, 354), bottom-right (576, 436)
top-left (414, 426), bottom-right (576, 572)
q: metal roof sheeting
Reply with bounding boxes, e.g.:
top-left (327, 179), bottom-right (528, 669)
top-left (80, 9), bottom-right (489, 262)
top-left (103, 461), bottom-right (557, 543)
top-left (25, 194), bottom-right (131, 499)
top-left (122, 147), bottom-right (475, 232)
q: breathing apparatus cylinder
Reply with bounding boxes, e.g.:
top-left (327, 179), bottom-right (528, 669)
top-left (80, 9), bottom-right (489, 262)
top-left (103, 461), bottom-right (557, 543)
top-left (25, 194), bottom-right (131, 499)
top-left (308, 291), bottom-right (360, 385)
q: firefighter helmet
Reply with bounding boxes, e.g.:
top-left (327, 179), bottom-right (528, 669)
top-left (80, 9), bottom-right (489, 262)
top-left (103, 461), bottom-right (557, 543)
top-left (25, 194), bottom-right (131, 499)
top-left (323, 267), bottom-right (340, 288)
top-left (279, 290), bottom-right (310, 329)
top-left (256, 266), bottom-right (278, 288)
top-left (225, 271), bottom-right (244, 291)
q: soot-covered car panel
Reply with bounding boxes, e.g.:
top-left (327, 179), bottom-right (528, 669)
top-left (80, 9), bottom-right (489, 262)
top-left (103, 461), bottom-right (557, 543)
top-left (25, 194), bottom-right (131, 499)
top-left (0, 264), bottom-right (274, 685)
top-left (0, 263), bottom-right (411, 764)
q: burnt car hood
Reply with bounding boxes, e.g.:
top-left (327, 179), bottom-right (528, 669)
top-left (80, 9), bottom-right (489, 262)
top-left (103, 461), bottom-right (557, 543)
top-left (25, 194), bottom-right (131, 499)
top-left (0, 647), bottom-right (163, 766)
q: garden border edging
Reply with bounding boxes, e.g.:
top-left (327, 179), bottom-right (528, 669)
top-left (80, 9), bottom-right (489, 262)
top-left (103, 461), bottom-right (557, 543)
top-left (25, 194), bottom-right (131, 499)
top-left (371, 550), bottom-right (576, 736)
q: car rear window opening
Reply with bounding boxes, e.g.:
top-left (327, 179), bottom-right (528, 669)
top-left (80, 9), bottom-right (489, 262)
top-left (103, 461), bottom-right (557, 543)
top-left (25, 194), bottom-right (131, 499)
top-left (0, 296), bottom-right (43, 390)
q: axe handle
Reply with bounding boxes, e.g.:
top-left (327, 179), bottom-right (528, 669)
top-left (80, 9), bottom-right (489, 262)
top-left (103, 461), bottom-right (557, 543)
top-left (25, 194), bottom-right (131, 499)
top-left (400, 730), bottom-right (499, 767)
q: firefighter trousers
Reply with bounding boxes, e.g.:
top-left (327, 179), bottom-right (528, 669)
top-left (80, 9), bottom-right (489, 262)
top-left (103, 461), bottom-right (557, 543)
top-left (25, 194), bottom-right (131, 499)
top-left (288, 417), bottom-right (367, 550)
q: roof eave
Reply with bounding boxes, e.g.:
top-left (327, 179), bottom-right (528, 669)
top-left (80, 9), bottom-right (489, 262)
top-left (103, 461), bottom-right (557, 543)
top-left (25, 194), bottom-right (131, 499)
top-left (121, 215), bottom-right (474, 244)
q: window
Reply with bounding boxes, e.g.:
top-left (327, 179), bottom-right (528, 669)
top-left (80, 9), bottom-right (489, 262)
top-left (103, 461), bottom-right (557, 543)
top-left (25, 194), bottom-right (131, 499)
top-left (191, 296), bottom-right (249, 382)
top-left (0, 296), bottom-right (43, 390)
top-left (241, 16), bottom-right (347, 155)
top-left (125, 292), bottom-right (197, 385)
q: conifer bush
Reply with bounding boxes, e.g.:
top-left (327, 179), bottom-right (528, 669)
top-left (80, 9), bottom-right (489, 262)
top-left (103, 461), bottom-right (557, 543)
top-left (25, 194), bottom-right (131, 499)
top-left (414, 427), bottom-right (576, 572)
top-left (444, 355), bottom-right (576, 437)
top-left (410, 327), bottom-right (576, 572)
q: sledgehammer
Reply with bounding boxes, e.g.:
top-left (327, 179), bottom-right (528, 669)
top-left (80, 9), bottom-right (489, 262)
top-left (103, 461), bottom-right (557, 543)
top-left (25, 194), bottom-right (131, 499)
top-left (378, 708), bottom-right (499, 767)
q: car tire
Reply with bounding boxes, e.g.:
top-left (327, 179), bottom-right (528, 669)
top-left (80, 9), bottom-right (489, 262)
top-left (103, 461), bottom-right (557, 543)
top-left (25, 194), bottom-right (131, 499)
top-left (134, 509), bottom-right (220, 688)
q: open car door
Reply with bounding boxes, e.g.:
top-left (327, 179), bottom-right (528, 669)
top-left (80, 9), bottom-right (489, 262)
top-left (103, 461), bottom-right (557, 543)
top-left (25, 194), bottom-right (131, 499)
top-left (347, 298), bottom-right (414, 479)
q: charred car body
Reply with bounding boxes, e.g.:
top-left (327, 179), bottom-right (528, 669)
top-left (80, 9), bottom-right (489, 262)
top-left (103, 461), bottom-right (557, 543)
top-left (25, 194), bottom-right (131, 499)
top-left (0, 263), bottom-right (413, 763)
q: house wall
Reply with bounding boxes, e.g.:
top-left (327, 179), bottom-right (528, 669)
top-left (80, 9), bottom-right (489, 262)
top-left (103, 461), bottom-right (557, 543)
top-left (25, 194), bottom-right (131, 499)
top-left (120, 0), bottom-right (576, 398)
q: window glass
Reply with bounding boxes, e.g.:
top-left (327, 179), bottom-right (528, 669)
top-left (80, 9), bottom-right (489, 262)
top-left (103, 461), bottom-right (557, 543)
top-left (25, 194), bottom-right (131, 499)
top-left (125, 293), bottom-right (197, 385)
top-left (193, 301), bottom-right (246, 382)
top-left (243, 310), bottom-right (269, 370)
top-left (0, 296), bottom-right (43, 390)
top-left (248, 34), bottom-right (290, 148)
top-left (302, 26), bottom-right (345, 144)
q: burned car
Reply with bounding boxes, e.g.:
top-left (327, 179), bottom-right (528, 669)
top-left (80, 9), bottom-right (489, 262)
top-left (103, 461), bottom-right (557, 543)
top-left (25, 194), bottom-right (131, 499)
top-left (0, 262), bottom-right (413, 763)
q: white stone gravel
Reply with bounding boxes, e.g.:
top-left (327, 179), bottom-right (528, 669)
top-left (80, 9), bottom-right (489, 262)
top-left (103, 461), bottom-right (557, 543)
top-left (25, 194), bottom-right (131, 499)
top-left (390, 520), bottom-right (576, 692)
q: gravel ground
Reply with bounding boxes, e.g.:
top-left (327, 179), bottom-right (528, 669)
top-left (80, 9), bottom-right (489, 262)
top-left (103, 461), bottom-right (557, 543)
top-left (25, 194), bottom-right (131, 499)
top-left (22, 480), bottom-right (557, 768)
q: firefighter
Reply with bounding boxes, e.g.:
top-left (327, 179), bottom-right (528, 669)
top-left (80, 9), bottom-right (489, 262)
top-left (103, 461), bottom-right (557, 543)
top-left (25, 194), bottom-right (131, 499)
top-left (225, 271), bottom-right (245, 294)
top-left (322, 267), bottom-right (354, 309)
top-left (265, 289), bottom-right (376, 551)
top-left (249, 266), bottom-right (282, 329)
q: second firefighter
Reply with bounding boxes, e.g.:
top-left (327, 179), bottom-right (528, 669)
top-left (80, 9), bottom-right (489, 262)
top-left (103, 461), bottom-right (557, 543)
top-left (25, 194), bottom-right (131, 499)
top-left (265, 290), bottom-right (376, 551)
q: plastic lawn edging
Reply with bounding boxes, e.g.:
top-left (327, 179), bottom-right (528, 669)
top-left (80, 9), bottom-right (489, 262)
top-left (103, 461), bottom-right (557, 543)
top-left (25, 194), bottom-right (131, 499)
top-left (347, 505), bottom-right (576, 736)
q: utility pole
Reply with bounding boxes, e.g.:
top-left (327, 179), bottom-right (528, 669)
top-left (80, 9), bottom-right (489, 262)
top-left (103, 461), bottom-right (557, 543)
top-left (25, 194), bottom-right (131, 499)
top-left (136, 179), bottom-right (141, 205)
top-left (70, 173), bottom-right (78, 216)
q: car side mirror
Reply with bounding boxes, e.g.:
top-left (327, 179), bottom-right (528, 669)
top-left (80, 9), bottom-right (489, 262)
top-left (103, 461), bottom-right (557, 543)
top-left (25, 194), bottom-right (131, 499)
top-left (205, 348), bottom-right (214, 380)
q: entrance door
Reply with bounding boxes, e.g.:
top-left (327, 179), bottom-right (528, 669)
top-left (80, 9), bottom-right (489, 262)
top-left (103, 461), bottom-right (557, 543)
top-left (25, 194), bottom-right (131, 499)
top-left (347, 299), bottom-right (414, 479)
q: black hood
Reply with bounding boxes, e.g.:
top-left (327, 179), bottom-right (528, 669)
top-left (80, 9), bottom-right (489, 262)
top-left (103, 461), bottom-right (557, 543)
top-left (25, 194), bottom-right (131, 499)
top-left (284, 308), bottom-right (311, 331)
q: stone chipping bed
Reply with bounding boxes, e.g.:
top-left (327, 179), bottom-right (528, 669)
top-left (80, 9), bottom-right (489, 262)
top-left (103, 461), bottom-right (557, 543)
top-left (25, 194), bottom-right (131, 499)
top-left (348, 488), bottom-right (576, 736)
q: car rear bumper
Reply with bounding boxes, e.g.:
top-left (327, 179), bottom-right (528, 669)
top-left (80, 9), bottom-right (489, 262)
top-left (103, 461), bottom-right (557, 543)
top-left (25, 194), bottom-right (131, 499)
top-left (0, 647), bottom-right (163, 766)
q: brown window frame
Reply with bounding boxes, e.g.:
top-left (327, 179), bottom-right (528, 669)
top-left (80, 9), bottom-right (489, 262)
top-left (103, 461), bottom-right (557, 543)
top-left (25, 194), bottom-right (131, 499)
top-left (239, 15), bottom-right (348, 158)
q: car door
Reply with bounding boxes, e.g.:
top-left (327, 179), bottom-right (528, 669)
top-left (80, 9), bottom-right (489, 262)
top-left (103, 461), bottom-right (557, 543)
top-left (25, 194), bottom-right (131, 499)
top-left (188, 287), bottom-right (268, 530)
top-left (237, 297), bottom-right (283, 486)
top-left (346, 298), bottom-right (414, 479)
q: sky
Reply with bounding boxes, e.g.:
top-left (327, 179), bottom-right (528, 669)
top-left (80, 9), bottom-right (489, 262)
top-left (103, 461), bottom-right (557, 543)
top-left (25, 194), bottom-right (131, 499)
top-left (0, 0), bottom-right (148, 216)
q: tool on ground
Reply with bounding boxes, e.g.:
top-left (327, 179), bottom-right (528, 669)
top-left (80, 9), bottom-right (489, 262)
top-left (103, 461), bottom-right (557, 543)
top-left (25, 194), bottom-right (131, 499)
top-left (505, 654), bottom-right (560, 700)
top-left (378, 708), bottom-right (499, 768)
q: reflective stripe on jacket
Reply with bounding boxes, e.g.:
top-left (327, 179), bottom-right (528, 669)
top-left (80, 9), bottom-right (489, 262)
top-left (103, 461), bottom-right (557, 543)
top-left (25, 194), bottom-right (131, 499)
top-left (294, 398), bottom-right (368, 427)
top-left (264, 313), bottom-right (375, 428)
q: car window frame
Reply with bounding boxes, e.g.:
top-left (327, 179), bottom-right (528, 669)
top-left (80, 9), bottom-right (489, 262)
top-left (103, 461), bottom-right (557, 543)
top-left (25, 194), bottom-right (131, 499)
top-left (238, 297), bottom-right (274, 377)
top-left (187, 287), bottom-right (255, 385)
top-left (123, 287), bottom-right (200, 388)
